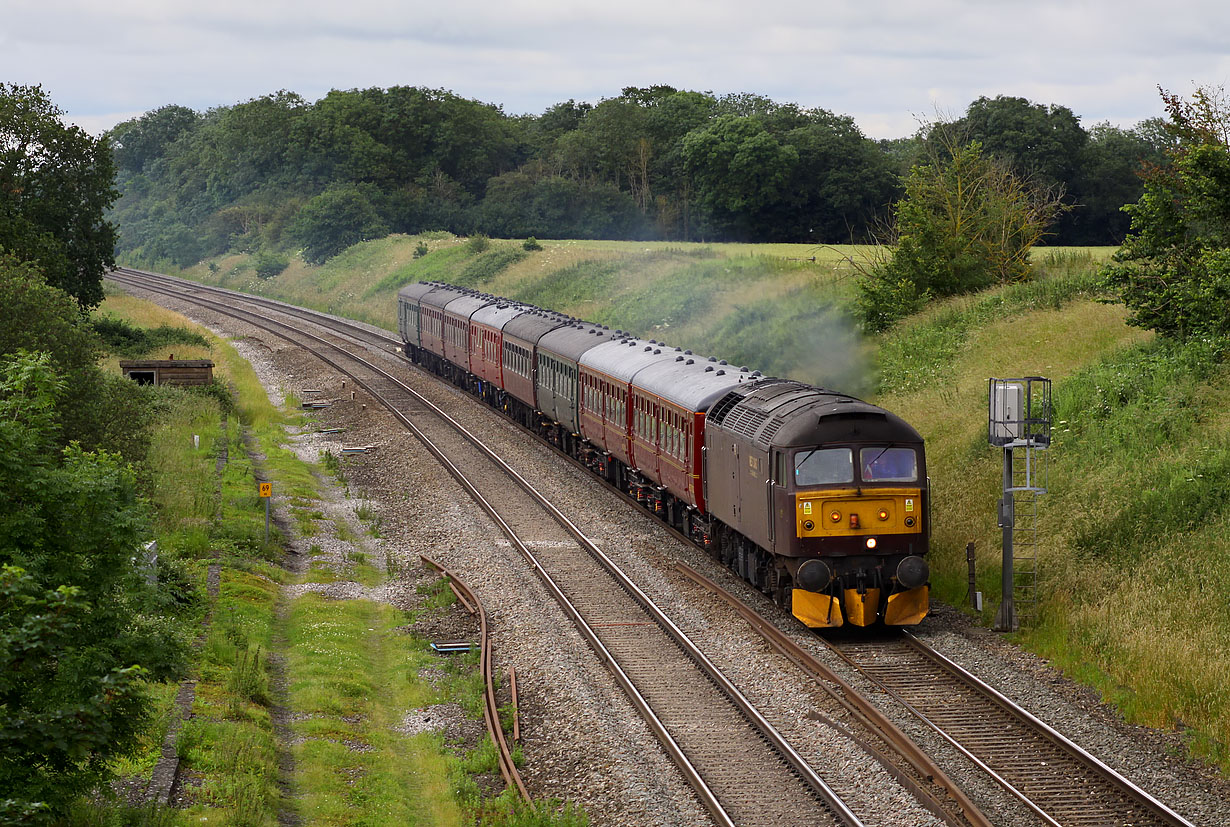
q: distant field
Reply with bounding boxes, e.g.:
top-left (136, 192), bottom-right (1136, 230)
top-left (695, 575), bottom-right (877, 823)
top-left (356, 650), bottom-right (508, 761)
top-left (154, 236), bottom-right (1230, 773)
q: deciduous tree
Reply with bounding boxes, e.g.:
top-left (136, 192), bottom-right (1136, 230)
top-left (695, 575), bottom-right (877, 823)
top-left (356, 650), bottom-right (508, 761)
top-left (0, 351), bottom-right (174, 823)
top-left (0, 84), bottom-right (117, 308)
top-left (1103, 86), bottom-right (1230, 338)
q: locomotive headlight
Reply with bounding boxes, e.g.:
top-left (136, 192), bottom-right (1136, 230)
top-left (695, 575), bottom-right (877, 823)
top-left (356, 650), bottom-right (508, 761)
top-left (904, 516), bottom-right (916, 527)
top-left (829, 511), bottom-right (841, 523)
top-left (878, 509), bottom-right (889, 521)
top-left (866, 538), bottom-right (877, 549)
top-left (803, 520), bottom-right (815, 531)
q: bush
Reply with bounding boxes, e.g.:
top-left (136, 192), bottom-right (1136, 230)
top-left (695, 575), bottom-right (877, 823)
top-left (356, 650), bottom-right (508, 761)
top-left (290, 183), bottom-right (389, 265)
top-left (413, 240), bottom-right (429, 258)
top-left (92, 316), bottom-right (210, 357)
top-left (856, 132), bottom-right (1065, 331)
top-left (522, 236), bottom-right (542, 251)
top-left (855, 271), bottom-right (932, 334)
top-left (252, 250), bottom-right (289, 279)
top-left (465, 234), bottom-right (491, 254)
top-left (1103, 87), bottom-right (1230, 339)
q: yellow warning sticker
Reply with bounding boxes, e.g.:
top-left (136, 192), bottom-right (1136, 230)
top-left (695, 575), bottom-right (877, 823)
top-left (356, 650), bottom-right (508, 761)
top-left (803, 502), bottom-right (813, 515)
top-left (905, 498), bottom-right (914, 512)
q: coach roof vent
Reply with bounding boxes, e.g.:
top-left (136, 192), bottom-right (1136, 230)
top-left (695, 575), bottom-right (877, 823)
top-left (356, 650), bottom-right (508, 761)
top-left (705, 366), bottom-right (714, 372)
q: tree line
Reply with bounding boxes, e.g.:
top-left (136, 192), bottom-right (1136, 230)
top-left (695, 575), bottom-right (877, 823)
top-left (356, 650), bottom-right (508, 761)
top-left (108, 86), bottom-right (1169, 267)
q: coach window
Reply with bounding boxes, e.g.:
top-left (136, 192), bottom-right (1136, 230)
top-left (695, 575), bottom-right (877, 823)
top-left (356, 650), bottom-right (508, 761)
top-left (794, 448), bottom-right (854, 486)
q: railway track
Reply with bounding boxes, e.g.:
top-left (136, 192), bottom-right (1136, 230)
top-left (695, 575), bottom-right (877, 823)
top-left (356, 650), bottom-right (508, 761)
top-left (825, 632), bottom-right (1197, 827)
top-left (108, 268), bottom-right (865, 827)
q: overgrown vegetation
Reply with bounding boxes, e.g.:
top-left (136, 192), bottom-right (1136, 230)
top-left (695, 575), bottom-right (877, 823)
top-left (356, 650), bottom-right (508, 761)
top-left (92, 315), bottom-right (210, 357)
top-left (0, 268), bottom-right (198, 823)
top-left (72, 293), bottom-right (589, 822)
top-left (856, 125), bottom-right (1068, 332)
top-left (1104, 84), bottom-right (1230, 339)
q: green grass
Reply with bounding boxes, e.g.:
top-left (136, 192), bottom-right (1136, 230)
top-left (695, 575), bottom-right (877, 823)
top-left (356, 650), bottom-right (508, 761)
top-left (286, 594), bottom-right (462, 825)
top-left (176, 567), bottom-right (284, 825)
top-left (159, 236), bottom-right (878, 386)
top-left (84, 293), bottom-right (534, 823)
top-left (882, 292), bottom-right (1230, 771)
top-left (508, 258), bottom-right (622, 312)
top-left (874, 263), bottom-right (1113, 396)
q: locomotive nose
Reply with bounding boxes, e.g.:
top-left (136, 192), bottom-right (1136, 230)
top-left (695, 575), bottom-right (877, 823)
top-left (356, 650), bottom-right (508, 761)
top-left (797, 559), bottom-right (833, 591)
top-left (896, 555), bottom-right (929, 589)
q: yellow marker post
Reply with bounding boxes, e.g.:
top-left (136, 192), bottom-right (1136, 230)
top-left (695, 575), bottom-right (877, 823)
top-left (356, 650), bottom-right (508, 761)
top-left (259, 482), bottom-right (272, 542)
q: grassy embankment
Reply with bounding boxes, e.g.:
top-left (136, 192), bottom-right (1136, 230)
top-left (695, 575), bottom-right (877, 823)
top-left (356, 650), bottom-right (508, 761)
top-left (180, 234), bottom-right (879, 393)
top-left (84, 290), bottom-right (567, 824)
top-left (155, 236), bottom-right (1230, 772)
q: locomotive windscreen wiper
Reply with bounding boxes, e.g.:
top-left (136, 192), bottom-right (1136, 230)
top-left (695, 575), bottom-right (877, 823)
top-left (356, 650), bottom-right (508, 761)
top-left (862, 443), bottom-right (897, 470)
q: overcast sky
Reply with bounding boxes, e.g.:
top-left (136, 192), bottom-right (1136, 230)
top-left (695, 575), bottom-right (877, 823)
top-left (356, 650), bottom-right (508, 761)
top-left (5, 0), bottom-right (1228, 139)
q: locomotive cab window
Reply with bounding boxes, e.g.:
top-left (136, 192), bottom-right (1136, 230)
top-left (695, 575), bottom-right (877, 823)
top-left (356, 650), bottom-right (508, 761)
top-left (860, 447), bottom-right (918, 482)
top-left (794, 448), bottom-right (854, 486)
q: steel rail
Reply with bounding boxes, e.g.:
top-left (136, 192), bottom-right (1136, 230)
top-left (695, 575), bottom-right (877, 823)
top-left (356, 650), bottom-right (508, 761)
top-left (109, 270), bottom-right (864, 827)
top-left (114, 268), bottom-right (1198, 827)
top-left (824, 631), bottom-right (1196, 827)
top-left (420, 554), bottom-right (527, 799)
top-left (674, 562), bottom-right (991, 827)
top-left (899, 631), bottom-right (1196, 827)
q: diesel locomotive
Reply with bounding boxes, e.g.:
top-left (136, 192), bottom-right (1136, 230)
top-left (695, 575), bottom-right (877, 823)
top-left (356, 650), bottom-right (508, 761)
top-left (397, 281), bottom-right (930, 628)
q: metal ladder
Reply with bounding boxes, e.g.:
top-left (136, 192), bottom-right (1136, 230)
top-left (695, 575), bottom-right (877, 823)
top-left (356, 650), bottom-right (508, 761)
top-left (1009, 446), bottom-right (1046, 627)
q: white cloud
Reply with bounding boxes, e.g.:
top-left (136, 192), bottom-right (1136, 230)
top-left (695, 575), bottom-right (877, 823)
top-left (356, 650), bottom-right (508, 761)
top-left (5, 0), bottom-right (1230, 138)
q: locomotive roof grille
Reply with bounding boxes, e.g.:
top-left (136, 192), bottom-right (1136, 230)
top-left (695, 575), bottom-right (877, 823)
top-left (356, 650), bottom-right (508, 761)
top-left (819, 410), bottom-right (887, 422)
top-left (724, 406), bottom-right (772, 440)
top-left (707, 391), bottom-right (743, 425)
top-left (760, 416), bottom-right (786, 442)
